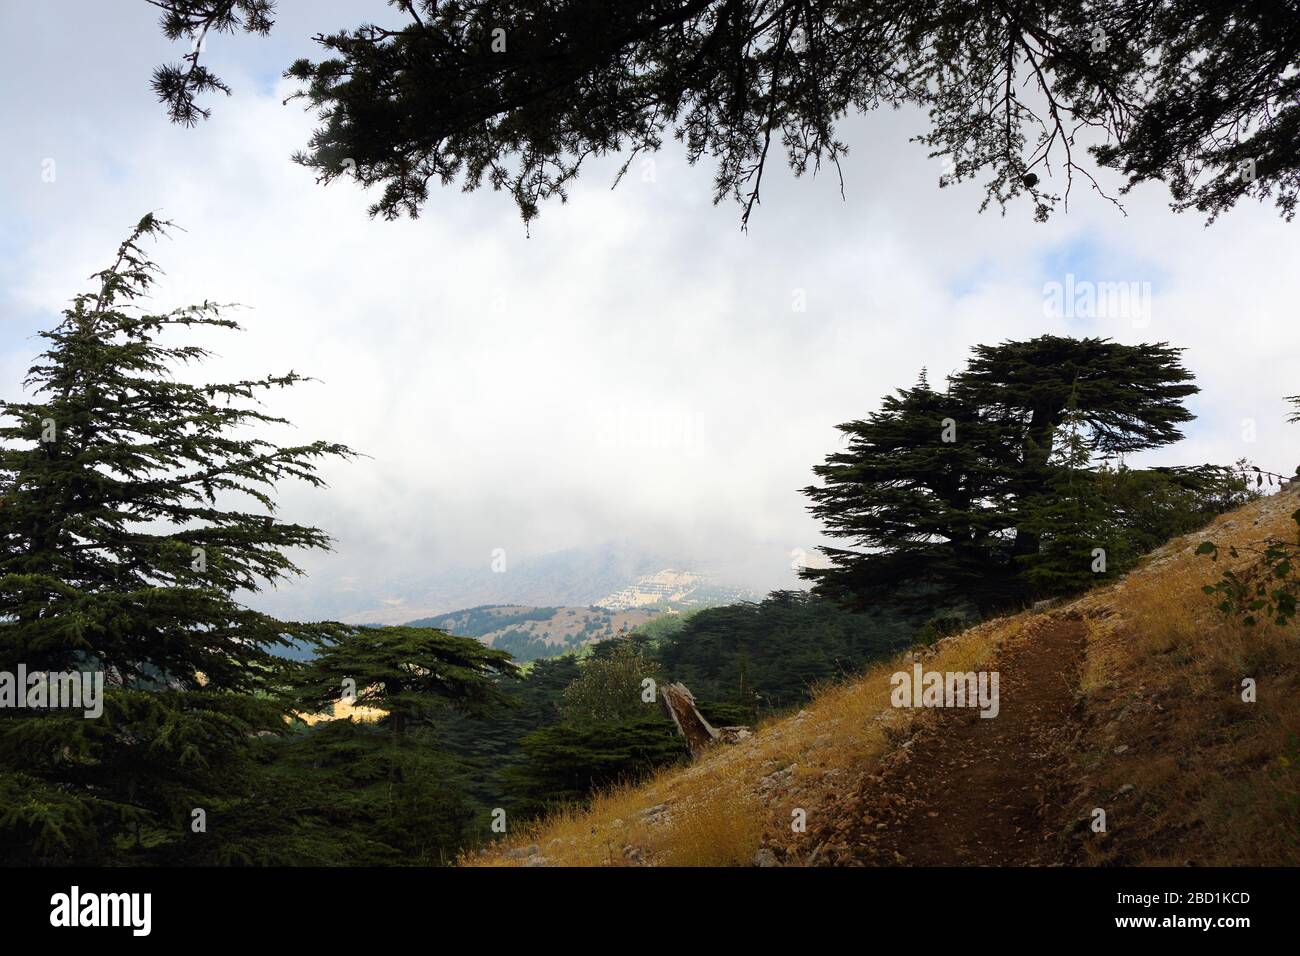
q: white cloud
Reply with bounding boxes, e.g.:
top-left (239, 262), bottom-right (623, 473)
top-left (2, 3), bottom-right (1297, 620)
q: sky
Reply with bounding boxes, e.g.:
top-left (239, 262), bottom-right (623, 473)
top-left (2, 2), bottom-right (1297, 622)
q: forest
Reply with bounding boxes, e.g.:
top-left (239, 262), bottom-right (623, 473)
top-left (0, 214), bottom-right (1276, 866)
top-left (3, 0), bottom-right (1299, 882)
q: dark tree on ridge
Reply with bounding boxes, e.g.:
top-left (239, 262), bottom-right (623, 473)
top-left (802, 335), bottom-right (1203, 613)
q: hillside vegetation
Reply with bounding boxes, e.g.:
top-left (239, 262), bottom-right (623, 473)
top-left (407, 605), bottom-right (658, 662)
top-left (3, 242), bottom-right (1283, 869)
top-left (468, 485), bottom-right (1300, 866)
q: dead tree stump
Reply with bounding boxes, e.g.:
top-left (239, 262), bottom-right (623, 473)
top-left (660, 682), bottom-right (752, 760)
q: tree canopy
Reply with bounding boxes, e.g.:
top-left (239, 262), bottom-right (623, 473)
top-left (146, 0), bottom-right (1300, 227)
top-left (296, 625), bottom-right (519, 735)
top-left (0, 214), bottom-right (357, 862)
top-left (800, 335), bottom-right (1251, 613)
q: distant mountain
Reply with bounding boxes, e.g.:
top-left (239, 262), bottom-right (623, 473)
top-left (395, 566), bottom-right (761, 662)
top-left (405, 604), bottom-right (661, 662)
top-left (595, 569), bottom-right (760, 610)
top-left (344, 542), bottom-right (758, 625)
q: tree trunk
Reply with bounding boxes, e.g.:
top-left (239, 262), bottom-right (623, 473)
top-left (660, 682), bottom-right (752, 759)
top-left (1013, 404), bottom-right (1059, 567)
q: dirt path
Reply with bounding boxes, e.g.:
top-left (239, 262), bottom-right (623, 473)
top-left (810, 617), bottom-right (1087, 866)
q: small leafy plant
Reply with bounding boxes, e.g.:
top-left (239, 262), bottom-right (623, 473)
top-left (1272, 734), bottom-right (1300, 850)
top-left (1197, 506), bottom-right (1300, 627)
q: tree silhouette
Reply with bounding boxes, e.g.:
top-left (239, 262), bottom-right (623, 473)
top-left (802, 336), bottom-right (1209, 612)
top-left (0, 214), bottom-right (357, 862)
top-left (147, 0), bottom-right (1300, 226)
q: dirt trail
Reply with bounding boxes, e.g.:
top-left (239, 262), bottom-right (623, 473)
top-left (810, 617), bottom-right (1087, 866)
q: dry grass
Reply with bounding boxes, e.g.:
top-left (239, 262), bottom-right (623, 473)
top-left (1070, 485), bottom-right (1300, 865)
top-left (295, 694), bottom-right (385, 727)
top-left (469, 487), bottom-right (1300, 867)
top-left (655, 786), bottom-right (767, 866)
top-left (465, 610), bottom-right (1030, 867)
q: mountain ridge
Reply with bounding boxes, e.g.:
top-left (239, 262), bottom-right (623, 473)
top-left (404, 604), bottom-right (661, 662)
top-left (340, 543), bottom-right (761, 625)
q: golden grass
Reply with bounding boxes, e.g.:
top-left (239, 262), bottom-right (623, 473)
top-left (469, 486), bottom-right (1300, 867)
top-left (465, 609), bottom-right (1030, 866)
top-left (655, 786), bottom-right (767, 866)
top-left (296, 691), bottom-right (386, 727)
top-left (1070, 486), bottom-right (1300, 865)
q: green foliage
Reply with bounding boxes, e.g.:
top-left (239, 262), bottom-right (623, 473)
top-left (407, 604), bottom-right (557, 638)
top-left (1017, 460), bottom-right (1255, 597)
top-left (0, 220), bottom-right (530, 866)
top-left (151, 2), bottom-right (1300, 227)
top-left (504, 716), bottom-right (685, 817)
top-left (802, 372), bottom-right (1018, 614)
top-left (560, 639), bottom-right (660, 724)
top-left (295, 625), bottom-right (519, 735)
top-left (1197, 509), bottom-right (1300, 627)
top-left (0, 216), bottom-right (356, 864)
top-left (429, 655), bottom-right (581, 815)
top-left (917, 611), bottom-right (972, 647)
top-left (1195, 407), bottom-right (1300, 629)
top-left (804, 336), bottom-right (1206, 612)
top-left (1102, 464), bottom-right (1259, 551)
top-left (490, 630), bottom-right (546, 661)
top-left (150, 1), bottom-right (274, 124)
top-left (655, 590), bottom-right (915, 716)
top-left (489, 639), bottom-right (683, 817)
top-left (630, 609), bottom-right (699, 644)
top-left (187, 721), bottom-right (482, 866)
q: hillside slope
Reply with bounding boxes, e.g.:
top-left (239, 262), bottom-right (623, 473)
top-left (467, 485), bottom-right (1300, 866)
top-left (595, 569), bottom-right (759, 610)
top-left (406, 604), bottom-right (659, 661)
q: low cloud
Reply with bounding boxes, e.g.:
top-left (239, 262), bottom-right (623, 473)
top-left (2, 3), bottom-right (1297, 620)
